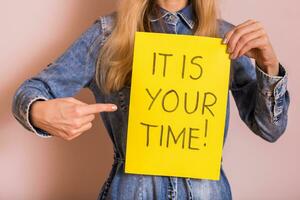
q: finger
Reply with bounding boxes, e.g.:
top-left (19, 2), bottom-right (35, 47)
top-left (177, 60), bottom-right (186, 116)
top-left (65, 132), bottom-right (81, 141)
top-left (231, 29), bottom-right (265, 59)
top-left (58, 130), bottom-right (72, 140)
top-left (223, 20), bottom-right (253, 44)
top-left (80, 114), bottom-right (96, 124)
top-left (67, 114), bottom-right (95, 129)
top-left (65, 97), bottom-right (88, 105)
top-left (76, 103), bottom-right (118, 116)
top-left (67, 122), bottom-right (93, 139)
top-left (237, 37), bottom-right (264, 58)
top-left (227, 22), bottom-right (262, 54)
top-left (223, 19), bottom-right (256, 44)
top-left (76, 122), bottom-right (93, 133)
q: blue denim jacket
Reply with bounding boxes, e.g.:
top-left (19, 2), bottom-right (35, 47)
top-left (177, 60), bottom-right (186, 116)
top-left (12, 3), bottom-right (290, 200)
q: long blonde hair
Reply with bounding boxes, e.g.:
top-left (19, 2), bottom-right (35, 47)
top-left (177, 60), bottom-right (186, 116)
top-left (95, 0), bottom-right (219, 95)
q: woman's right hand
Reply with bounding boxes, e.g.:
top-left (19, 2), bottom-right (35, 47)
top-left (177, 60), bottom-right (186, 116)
top-left (29, 97), bottom-right (118, 141)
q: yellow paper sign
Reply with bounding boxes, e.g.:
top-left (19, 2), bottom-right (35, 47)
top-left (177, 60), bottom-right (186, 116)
top-left (125, 32), bottom-right (230, 180)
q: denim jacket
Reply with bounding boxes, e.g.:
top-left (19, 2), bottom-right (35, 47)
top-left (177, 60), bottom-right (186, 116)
top-left (11, 3), bottom-right (290, 200)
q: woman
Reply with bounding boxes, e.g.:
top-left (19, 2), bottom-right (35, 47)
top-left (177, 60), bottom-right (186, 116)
top-left (12, 0), bottom-right (290, 199)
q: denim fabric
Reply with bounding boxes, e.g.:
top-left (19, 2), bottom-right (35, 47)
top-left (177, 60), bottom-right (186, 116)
top-left (11, 2), bottom-right (290, 200)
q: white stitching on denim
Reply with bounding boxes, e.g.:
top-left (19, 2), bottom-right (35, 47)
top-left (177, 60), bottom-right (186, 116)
top-left (255, 63), bottom-right (288, 99)
top-left (100, 15), bottom-right (111, 47)
top-left (26, 96), bottom-right (52, 138)
top-left (256, 62), bottom-right (284, 79)
top-left (167, 177), bottom-right (173, 200)
top-left (138, 175), bottom-right (144, 200)
top-left (185, 178), bottom-right (193, 200)
top-left (149, 12), bottom-right (169, 22)
top-left (168, 177), bottom-right (178, 200)
top-left (176, 12), bottom-right (194, 29)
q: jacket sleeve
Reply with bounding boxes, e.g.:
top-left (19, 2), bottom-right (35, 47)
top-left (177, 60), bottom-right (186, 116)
top-left (11, 17), bottom-right (105, 138)
top-left (230, 56), bottom-right (290, 142)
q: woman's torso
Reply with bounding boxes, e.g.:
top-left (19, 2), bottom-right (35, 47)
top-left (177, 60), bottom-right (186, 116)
top-left (88, 4), bottom-right (234, 200)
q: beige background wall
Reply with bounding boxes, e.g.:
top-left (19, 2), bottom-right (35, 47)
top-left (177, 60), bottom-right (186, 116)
top-left (0, 0), bottom-right (299, 199)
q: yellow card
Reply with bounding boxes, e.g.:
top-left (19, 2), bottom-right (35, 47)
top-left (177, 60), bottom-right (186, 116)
top-left (125, 31), bottom-right (230, 180)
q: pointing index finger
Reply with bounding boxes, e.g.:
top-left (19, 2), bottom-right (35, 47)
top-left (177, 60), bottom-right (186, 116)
top-left (78, 103), bottom-right (118, 116)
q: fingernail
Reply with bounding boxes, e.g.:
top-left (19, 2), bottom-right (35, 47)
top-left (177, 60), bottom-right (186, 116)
top-left (112, 105), bottom-right (118, 110)
top-left (223, 38), bottom-right (228, 44)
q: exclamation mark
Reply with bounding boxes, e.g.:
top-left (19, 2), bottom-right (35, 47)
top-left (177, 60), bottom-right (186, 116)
top-left (204, 119), bottom-right (208, 147)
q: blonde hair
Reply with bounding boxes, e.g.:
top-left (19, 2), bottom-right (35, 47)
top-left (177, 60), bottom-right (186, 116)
top-left (95, 0), bottom-right (219, 95)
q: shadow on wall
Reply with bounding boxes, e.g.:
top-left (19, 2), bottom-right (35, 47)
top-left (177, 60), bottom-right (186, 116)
top-left (1, 1), bottom-right (117, 199)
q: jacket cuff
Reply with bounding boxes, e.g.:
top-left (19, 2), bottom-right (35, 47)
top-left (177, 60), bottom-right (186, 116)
top-left (255, 62), bottom-right (288, 99)
top-left (26, 96), bottom-right (53, 138)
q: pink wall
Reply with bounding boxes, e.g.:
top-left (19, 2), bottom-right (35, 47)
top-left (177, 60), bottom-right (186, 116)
top-left (1, 0), bottom-right (299, 199)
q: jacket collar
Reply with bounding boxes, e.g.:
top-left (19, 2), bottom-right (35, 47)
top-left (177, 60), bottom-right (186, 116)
top-left (148, 2), bottom-right (195, 29)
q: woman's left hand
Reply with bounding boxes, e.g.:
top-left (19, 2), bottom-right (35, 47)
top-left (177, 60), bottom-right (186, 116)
top-left (223, 19), bottom-right (279, 76)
